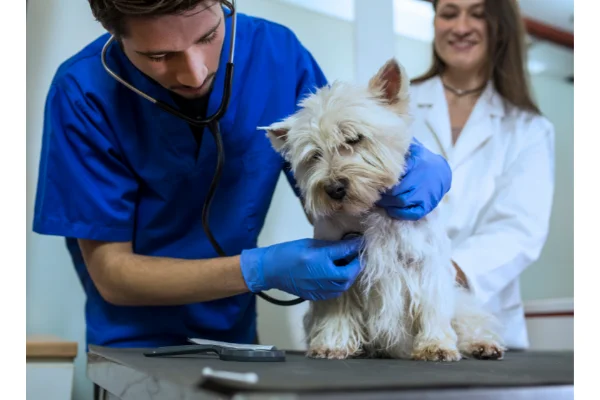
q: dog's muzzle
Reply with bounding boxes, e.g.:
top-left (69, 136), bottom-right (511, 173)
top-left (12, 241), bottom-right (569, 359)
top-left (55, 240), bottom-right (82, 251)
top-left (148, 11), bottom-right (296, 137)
top-left (324, 179), bottom-right (349, 200)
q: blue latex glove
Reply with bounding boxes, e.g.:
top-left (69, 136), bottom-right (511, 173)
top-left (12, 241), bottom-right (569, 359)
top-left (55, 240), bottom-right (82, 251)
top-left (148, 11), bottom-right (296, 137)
top-left (240, 238), bottom-right (363, 301)
top-left (377, 138), bottom-right (452, 221)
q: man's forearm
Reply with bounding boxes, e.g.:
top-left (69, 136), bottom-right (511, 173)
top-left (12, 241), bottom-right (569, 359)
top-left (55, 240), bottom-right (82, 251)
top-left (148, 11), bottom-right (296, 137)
top-left (80, 240), bottom-right (251, 306)
top-left (110, 253), bottom-right (249, 306)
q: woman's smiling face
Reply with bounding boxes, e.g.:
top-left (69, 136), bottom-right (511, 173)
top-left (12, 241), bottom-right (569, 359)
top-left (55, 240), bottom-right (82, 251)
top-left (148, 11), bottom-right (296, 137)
top-left (433, 0), bottom-right (488, 74)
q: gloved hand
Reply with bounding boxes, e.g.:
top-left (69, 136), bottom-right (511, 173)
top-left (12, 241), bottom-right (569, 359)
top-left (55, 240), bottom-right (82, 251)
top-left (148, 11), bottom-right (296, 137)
top-left (240, 238), bottom-right (363, 301)
top-left (377, 138), bottom-right (452, 221)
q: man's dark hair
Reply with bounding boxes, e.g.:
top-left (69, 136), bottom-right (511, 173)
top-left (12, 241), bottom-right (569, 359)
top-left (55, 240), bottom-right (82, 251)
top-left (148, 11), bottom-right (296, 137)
top-left (89, 0), bottom-right (233, 37)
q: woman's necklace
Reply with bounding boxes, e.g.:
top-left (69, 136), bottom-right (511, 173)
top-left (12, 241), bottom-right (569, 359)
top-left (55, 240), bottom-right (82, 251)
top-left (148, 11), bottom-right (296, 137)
top-left (442, 80), bottom-right (486, 97)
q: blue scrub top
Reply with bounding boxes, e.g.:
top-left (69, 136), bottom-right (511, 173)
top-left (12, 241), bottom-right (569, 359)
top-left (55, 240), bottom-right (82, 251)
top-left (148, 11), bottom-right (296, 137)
top-left (33, 12), bottom-right (327, 348)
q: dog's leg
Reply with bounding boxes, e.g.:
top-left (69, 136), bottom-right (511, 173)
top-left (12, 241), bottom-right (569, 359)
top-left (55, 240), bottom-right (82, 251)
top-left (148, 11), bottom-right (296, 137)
top-left (410, 243), bottom-right (461, 362)
top-left (303, 216), bottom-right (366, 359)
top-left (452, 287), bottom-right (506, 360)
top-left (363, 283), bottom-right (413, 359)
top-left (304, 287), bottom-right (366, 359)
top-left (358, 221), bottom-right (412, 359)
top-left (410, 297), bottom-right (461, 360)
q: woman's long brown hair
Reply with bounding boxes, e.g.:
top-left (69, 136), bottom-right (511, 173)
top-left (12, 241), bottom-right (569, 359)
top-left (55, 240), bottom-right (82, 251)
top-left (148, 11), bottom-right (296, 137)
top-left (412, 0), bottom-right (541, 114)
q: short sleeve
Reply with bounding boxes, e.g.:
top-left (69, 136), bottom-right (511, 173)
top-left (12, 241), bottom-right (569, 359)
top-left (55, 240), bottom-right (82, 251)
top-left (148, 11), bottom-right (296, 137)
top-left (33, 82), bottom-right (138, 242)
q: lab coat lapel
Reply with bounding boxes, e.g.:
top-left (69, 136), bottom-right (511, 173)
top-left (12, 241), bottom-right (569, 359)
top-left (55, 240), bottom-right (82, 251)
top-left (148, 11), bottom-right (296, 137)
top-left (415, 77), bottom-right (453, 162)
top-left (452, 82), bottom-right (505, 169)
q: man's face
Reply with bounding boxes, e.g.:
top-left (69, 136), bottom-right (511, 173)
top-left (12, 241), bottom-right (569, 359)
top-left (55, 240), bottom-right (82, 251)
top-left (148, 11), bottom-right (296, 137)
top-left (119, 1), bottom-right (225, 99)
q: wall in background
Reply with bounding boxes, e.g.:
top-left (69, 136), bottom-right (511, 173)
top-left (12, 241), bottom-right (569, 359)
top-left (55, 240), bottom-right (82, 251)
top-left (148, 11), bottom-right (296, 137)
top-left (520, 74), bottom-right (574, 301)
top-left (26, 0), bottom-right (573, 398)
top-left (27, 1), bottom-right (110, 399)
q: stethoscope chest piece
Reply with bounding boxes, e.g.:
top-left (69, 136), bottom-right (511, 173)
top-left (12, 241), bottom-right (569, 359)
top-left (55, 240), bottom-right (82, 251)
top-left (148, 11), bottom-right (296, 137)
top-left (342, 232), bottom-right (363, 240)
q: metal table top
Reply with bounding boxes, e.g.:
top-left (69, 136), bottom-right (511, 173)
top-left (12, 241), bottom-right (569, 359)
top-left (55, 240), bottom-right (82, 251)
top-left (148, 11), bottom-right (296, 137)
top-left (87, 345), bottom-right (574, 400)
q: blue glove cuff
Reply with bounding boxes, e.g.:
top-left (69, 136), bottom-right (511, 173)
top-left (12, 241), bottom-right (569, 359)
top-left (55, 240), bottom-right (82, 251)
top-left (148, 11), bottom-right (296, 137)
top-left (240, 248), bottom-right (269, 293)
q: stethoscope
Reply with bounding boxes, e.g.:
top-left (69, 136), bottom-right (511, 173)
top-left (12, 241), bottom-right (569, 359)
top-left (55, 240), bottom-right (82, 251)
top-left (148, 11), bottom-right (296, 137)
top-left (100, 1), bottom-right (304, 307)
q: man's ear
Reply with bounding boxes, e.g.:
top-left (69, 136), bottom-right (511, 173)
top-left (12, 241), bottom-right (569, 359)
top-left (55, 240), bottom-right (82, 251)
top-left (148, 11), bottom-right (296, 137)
top-left (368, 58), bottom-right (410, 105)
top-left (258, 118), bottom-right (293, 153)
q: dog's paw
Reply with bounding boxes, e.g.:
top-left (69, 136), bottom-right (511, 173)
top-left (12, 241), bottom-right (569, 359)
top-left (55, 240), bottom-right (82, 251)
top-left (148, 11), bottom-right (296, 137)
top-left (412, 344), bottom-right (461, 362)
top-left (461, 341), bottom-right (505, 360)
top-left (307, 347), bottom-right (360, 360)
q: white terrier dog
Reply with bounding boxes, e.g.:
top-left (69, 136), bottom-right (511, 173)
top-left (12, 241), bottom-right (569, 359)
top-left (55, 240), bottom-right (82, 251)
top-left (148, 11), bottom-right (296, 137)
top-left (260, 58), bottom-right (505, 362)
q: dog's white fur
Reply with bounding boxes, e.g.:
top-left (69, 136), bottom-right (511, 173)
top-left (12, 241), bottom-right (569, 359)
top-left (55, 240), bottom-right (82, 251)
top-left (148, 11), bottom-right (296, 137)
top-left (260, 58), bottom-right (505, 362)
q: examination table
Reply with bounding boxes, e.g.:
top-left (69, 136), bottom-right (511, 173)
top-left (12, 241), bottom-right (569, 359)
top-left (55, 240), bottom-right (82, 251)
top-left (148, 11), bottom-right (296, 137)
top-left (88, 345), bottom-right (573, 399)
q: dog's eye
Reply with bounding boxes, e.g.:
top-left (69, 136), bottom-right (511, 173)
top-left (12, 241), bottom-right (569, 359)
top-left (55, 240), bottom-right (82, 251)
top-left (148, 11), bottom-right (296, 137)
top-left (310, 151), bottom-right (322, 162)
top-left (345, 134), bottom-right (364, 145)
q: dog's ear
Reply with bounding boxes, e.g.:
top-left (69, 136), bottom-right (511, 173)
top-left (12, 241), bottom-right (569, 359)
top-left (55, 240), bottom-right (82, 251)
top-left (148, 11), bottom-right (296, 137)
top-left (258, 119), bottom-right (292, 153)
top-left (368, 58), bottom-right (410, 105)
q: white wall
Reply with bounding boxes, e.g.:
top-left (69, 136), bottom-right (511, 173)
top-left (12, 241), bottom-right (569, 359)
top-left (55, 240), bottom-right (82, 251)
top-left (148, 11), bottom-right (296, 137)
top-left (27, 1), bottom-right (109, 399)
top-left (520, 74), bottom-right (574, 301)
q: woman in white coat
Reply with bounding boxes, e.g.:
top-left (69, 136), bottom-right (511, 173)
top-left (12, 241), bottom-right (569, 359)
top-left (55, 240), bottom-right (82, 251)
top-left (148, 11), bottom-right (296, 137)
top-left (409, 0), bottom-right (555, 349)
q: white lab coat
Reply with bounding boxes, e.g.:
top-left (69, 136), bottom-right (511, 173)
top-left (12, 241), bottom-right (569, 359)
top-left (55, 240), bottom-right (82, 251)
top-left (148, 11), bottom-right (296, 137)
top-left (409, 76), bottom-right (555, 349)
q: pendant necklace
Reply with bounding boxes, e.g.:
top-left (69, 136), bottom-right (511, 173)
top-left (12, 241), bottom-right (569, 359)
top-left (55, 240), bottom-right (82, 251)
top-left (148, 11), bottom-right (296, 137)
top-left (442, 80), bottom-right (486, 97)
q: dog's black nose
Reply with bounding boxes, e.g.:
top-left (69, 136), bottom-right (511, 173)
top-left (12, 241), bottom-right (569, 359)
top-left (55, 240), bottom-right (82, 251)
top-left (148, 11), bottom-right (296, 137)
top-left (325, 179), bottom-right (348, 200)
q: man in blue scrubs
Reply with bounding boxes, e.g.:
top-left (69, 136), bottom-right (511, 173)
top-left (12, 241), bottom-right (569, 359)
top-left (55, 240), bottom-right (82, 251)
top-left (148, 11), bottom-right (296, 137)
top-left (33, 0), bottom-right (452, 348)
